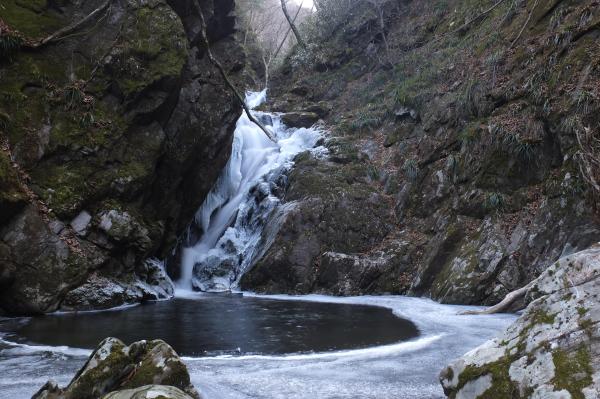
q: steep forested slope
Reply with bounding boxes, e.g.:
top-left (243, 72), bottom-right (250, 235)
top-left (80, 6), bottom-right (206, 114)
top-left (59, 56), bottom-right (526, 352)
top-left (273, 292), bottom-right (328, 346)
top-left (242, 0), bottom-right (600, 307)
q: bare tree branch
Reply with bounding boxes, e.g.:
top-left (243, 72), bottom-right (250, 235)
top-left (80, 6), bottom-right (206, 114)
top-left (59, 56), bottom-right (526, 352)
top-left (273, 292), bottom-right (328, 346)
top-left (25, 0), bottom-right (111, 49)
top-left (280, 0), bottom-right (306, 48)
top-left (510, 0), bottom-right (540, 48)
top-left (193, 1), bottom-right (276, 142)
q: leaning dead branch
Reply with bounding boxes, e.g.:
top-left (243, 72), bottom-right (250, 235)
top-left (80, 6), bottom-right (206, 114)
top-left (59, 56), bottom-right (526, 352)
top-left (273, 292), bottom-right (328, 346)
top-left (280, 0), bottom-right (306, 49)
top-left (193, 1), bottom-right (276, 143)
top-left (510, 0), bottom-right (540, 48)
top-left (460, 280), bottom-right (535, 315)
top-left (449, 0), bottom-right (507, 37)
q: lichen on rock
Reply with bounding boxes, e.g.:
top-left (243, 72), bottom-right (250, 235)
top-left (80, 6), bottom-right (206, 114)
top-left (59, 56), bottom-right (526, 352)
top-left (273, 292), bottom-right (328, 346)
top-left (441, 246), bottom-right (600, 398)
top-left (33, 338), bottom-right (200, 399)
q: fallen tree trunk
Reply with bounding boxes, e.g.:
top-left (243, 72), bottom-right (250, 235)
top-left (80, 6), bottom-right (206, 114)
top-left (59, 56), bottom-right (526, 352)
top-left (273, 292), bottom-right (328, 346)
top-left (459, 280), bottom-right (535, 315)
top-left (193, 1), bottom-right (276, 143)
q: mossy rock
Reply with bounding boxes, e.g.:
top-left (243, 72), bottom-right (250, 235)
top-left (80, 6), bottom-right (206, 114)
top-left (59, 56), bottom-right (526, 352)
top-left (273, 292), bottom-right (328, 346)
top-left (35, 338), bottom-right (199, 399)
top-left (1, 0), bottom-right (64, 38)
top-left (0, 149), bottom-right (27, 223)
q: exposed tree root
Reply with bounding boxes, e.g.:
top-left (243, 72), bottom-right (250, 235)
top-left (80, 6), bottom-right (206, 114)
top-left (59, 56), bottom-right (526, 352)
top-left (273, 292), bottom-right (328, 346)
top-left (193, 1), bottom-right (276, 143)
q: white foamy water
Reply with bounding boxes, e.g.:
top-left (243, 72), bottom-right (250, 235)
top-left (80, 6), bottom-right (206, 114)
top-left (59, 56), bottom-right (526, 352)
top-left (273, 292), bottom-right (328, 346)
top-left (178, 90), bottom-right (325, 293)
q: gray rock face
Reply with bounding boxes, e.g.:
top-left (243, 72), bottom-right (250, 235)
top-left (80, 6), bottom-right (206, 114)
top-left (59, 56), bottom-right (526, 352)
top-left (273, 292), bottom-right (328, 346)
top-left (34, 338), bottom-right (199, 399)
top-left (241, 150), bottom-right (396, 294)
top-left (61, 260), bottom-right (174, 311)
top-left (0, 205), bottom-right (97, 314)
top-left (440, 246), bottom-right (600, 398)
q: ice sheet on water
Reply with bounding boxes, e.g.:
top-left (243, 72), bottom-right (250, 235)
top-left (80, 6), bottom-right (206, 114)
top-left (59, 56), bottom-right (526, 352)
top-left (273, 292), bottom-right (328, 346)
top-left (0, 294), bottom-right (515, 399)
top-left (182, 294), bottom-right (515, 399)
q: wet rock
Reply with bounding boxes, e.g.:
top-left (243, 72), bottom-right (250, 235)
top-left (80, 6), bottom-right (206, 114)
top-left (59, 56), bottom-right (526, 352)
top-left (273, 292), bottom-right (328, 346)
top-left (0, 150), bottom-right (27, 225)
top-left (281, 112), bottom-right (320, 128)
top-left (102, 385), bottom-right (195, 399)
top-left (0, 205), bottom-right (92, 314)
top-left (34, 338), bottom-right (200, 399)
top-left (241, 152), bottom-right (393, 294)
top-left (441, 246), bottom-right (600, 398)
top-left (97, 210), bottom-right (152, 252)
top-left (61, 260), bottom-right (174, 311)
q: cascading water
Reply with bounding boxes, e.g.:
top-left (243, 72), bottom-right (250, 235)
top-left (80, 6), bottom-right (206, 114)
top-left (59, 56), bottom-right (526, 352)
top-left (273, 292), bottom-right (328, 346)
top-left (177, 91), bottom-right (325, 293)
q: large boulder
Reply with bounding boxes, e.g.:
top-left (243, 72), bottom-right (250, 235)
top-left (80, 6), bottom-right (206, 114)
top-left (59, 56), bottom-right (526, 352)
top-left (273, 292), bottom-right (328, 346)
top-left (34, 338), bottom-right (199, 399)
top-left (440, 245), bottom-right (600, 398)
top-left (241, 149), bottom-right (394, 294)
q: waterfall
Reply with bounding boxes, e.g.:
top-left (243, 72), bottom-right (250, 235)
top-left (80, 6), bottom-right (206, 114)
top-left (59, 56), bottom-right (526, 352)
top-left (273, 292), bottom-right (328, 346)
top-left (177, 91), bottom-right (324, 293)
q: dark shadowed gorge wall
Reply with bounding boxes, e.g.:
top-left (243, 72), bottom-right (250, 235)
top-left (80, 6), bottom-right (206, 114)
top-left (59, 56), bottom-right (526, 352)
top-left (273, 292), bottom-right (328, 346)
top-left (0, 0), bottom-right (249, 314)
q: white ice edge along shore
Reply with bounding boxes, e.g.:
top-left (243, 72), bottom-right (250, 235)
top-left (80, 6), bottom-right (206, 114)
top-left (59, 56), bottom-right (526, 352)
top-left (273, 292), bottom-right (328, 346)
top-left (0, 293), bottom-right (516, 361)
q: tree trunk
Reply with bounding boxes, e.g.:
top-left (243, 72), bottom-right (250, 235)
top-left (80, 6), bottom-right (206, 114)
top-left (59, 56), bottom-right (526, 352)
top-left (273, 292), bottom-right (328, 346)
top-left (280, 0), bottom-right (305, 48)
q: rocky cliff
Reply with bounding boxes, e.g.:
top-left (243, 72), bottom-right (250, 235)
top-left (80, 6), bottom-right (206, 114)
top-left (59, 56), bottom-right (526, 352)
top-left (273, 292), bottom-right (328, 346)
top-left (0, 0), bottom-right (250, 314)
top-left (241, 0), bottom-right (600, 306)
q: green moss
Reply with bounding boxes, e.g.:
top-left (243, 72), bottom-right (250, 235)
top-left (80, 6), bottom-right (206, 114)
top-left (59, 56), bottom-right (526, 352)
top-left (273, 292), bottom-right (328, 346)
top-left (68, 340), bottom-right (130, 399)
top-left (31, 164), bottom-right (90, 217)
top-left (107, 3), bottom-right (187, 99)
top-left (456, 355), bottom-right (520, 399)
top-left (1, 0), bottom-right (64, 38)
top-left (0, 149), bottom-right (27, 207)
top-left (122, 344), bottom-right (191, 391)
top-left (530, 309), bottom-right (557, 326)
top-left (552, 347), bottom-right (593, 399)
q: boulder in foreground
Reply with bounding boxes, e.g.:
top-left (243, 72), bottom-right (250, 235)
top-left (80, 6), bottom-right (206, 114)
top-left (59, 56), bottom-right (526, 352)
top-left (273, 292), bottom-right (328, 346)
top-left (33, 338), bottom-right (199, 399)
top-left (440, 245), bottom-right (600, 398)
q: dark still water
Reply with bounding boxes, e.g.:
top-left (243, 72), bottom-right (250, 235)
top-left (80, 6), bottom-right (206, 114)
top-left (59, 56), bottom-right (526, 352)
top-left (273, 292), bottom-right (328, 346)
top-left (1, 295), bottom-right (419, 357)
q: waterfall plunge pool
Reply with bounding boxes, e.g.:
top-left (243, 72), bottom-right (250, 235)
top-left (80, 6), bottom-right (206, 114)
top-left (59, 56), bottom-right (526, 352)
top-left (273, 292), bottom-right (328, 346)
top-left (0, 294), bottom-right (419, 357)
top-left (0, 294), bottom-right (516, 398)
